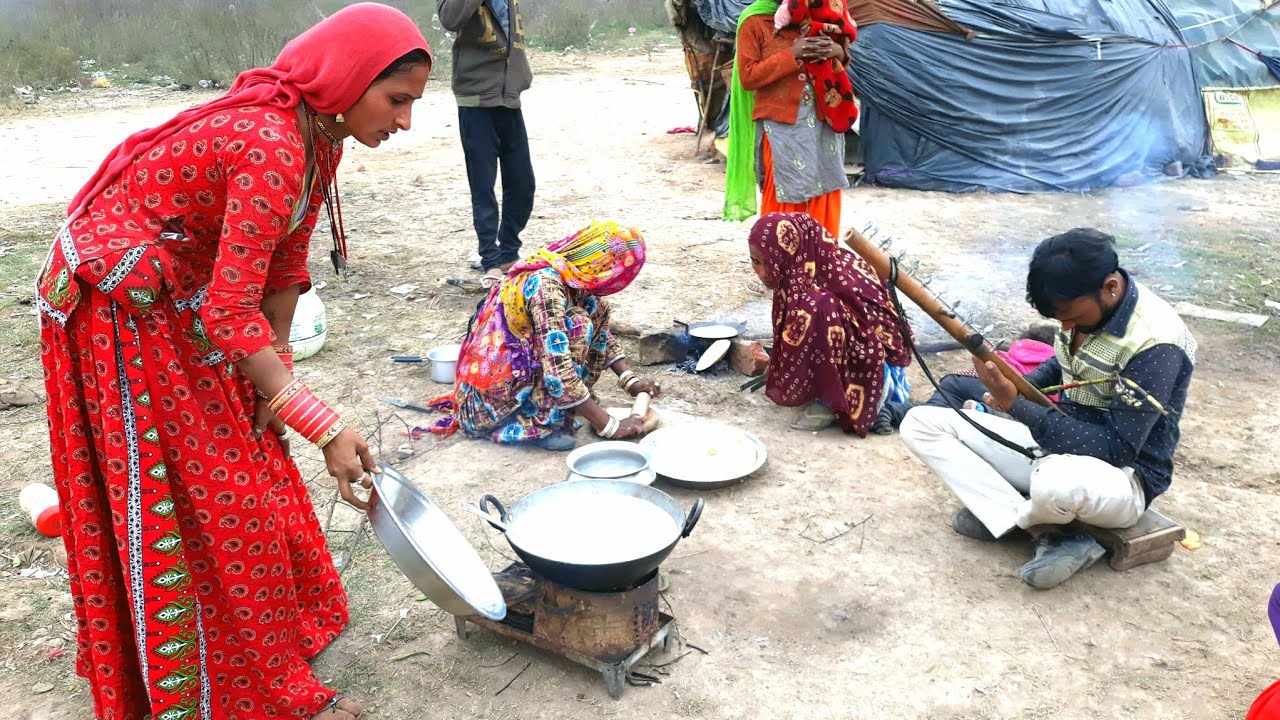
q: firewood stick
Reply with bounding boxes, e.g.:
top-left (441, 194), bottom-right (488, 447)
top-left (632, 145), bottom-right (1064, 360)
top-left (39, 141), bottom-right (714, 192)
top-left (841, 227), bottom-right (1064, 414)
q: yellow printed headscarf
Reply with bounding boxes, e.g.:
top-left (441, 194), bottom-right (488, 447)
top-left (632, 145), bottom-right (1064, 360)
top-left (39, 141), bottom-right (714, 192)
top-left (498, 222), bottom-right (646, 337)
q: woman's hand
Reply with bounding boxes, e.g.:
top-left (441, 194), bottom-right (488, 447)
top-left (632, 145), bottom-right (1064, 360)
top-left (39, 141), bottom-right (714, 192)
top-left (611, 417), bottom-right (648, 440)
top-left (629, 379), bottom-right (662, 398)
top-left (252, 397), bottom-right (290, 456)
top-left (320, 427), bottom-right (378, 511)
top-left (792, 36), bottom-right (838, 62)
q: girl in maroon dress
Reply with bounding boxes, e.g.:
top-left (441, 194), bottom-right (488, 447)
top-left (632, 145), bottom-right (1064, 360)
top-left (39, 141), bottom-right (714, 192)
top-left (34, 4), bottom-right (431, 718)
top-left (748, 211), bottom-right (911, 435)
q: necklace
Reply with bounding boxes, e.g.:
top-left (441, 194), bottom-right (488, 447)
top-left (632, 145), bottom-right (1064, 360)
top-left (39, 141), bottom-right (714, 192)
top-left (301, 101), bottom-right (348, 275)
top-left (313, 114), bottom-right (341, 146)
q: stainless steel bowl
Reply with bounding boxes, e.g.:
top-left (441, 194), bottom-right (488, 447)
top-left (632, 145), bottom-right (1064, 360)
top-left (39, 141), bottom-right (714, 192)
top-left (368, 464), bottom-right (506, 620)
top-left (567, 467), bottom-right (657, 485)
top-left (565, 441), bottom-right (650, 479)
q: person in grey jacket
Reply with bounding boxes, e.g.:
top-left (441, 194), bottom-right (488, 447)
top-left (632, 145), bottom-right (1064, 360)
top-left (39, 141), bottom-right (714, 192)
top-left (437, 0), bottom-right (535, 285)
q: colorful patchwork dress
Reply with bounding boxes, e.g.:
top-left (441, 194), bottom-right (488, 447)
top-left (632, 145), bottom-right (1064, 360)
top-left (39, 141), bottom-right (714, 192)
top-left (35, 104), bottom-right (349, 720)
top-left (452, 223), bottom-right (645, 443)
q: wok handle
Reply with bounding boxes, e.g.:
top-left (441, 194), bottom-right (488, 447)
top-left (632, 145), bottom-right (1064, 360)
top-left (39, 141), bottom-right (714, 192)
top-left (681, 498), bottom-right (705, 538)
top-left (478, 494), bottom-right (509, 532)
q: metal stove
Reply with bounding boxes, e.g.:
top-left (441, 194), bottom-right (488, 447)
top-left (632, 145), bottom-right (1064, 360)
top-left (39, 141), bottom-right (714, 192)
top-left (454, 563), bottom-right (677, 698)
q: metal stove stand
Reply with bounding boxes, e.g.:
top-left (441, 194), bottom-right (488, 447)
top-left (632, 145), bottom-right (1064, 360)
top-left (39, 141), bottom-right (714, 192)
top-left (455, 563), bottom-right (677, 698)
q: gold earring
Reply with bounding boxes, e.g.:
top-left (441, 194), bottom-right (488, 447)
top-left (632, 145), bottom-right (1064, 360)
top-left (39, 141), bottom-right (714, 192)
top-left (335, 113), bottom-right (345, 124)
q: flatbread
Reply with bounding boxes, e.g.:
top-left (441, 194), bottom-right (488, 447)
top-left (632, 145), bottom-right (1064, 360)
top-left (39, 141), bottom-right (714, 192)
top-left (696, 339), bottom-right (731, 372)
top-left (691, 324), bottom-right (740, 339)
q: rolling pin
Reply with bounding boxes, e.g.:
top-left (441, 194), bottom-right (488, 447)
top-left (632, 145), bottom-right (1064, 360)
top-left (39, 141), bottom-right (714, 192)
top-left (630, 391), bottom-right (652, 418)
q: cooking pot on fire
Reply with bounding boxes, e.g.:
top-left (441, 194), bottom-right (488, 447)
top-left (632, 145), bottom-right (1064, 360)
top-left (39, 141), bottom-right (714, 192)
top-left (476, 480), bottom-right (703, 592)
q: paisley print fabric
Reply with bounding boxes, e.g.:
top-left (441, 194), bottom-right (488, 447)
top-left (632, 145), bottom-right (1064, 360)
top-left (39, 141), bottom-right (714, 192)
top-left (41, 292), bottom-right (348, 720)
top-left (37, 105), bottom-right (334, 365)
top-left (35, 105), bottom-right (347, 720)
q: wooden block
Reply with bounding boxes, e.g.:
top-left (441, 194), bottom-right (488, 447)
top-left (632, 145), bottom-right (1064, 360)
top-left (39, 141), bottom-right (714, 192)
top-left (1108, 542), bottom-right (1177, 572)
top-left (1071, 508), bottom-right (1186, 572)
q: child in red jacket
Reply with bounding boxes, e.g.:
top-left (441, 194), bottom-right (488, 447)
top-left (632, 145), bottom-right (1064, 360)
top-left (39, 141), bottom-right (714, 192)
top-left (774, 0), bottom-right (859, 132)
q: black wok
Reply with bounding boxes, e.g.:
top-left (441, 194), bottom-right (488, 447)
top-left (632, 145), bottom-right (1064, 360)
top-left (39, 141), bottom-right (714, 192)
top-left (478, 479), bottom-right (703, 592)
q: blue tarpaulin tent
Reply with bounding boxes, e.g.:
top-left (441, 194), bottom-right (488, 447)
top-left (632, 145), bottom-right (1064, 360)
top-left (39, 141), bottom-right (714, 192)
top-left (849, 0), bottom-right (1211, 192)
top-left (683, 0), bottom-right (1279, 191)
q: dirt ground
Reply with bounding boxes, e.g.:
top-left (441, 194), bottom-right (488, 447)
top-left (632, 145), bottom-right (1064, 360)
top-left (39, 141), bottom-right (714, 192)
top-left (1, 49), bottom-right (1279, 720)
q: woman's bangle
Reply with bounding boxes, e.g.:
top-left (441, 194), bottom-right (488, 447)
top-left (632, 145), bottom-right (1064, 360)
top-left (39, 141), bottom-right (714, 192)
top-left (616, 370), bottom-right (637, 390)
top-left (273, 344), bottom-right (294, 375)
top-left (623, 376), bottom-right (642, 393)
top-left (268, 379), bottom-right (343, 447)
top-left (253, 344), bottom-right (296, 399)
top-left (314, 419), bottom-right (346, 449)
top-left (600, 416), bottom-right (620, 439)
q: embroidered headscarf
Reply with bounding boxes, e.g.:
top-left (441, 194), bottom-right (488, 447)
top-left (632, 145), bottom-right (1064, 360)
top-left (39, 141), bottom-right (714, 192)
top-left (749, 212), bottom-right (911, 435)
top-left (66, 2), bottom-right (431, 218)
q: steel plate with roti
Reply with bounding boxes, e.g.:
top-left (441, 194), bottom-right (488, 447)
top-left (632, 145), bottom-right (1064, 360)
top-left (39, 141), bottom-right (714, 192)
top-left (639, 422), bottom-right (768, 489)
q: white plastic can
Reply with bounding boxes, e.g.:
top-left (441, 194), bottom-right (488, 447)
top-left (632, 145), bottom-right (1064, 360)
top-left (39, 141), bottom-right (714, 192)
top-left (290, 288), bottom-right (329, 360)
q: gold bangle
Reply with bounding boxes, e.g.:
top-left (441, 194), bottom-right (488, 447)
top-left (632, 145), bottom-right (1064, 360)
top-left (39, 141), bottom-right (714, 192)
top-left (268, 378), bottom-right (305, 414)
top-left (314, 419), bottom-right (346, 449)
top-left (616, 370), bottom-right (636, 390)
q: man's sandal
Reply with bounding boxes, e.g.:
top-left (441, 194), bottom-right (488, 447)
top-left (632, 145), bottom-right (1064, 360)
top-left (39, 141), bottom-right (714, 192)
top-left (480, 268), bottom-right (504, 290)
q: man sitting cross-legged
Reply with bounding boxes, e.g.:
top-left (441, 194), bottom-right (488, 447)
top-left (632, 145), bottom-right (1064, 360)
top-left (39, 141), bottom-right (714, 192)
top-left (901, 228), bottom-right (1196, 589)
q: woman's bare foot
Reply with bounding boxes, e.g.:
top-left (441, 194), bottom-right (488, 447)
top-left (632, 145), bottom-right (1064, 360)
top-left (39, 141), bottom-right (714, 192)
top-left (312, 695), bottom-right (363, 719)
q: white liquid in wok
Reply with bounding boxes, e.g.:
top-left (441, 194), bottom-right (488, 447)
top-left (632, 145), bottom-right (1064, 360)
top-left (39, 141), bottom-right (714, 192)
top-left (507, 495), bottom-right (679, 566)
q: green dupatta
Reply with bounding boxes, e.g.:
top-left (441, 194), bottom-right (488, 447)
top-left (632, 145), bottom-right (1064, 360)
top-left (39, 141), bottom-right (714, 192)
top-left (723, 0), bottom-right (781, 222)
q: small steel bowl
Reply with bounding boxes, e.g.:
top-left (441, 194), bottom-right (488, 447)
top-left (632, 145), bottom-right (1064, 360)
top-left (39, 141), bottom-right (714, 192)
top-left (565, 441), bottom-right (650, 479)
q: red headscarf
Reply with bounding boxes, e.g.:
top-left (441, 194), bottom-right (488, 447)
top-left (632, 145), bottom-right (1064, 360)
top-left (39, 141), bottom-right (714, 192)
top-left (67, 2), bottom-right (431, 216)
top-left (749, 212), bottom-right (912, 435)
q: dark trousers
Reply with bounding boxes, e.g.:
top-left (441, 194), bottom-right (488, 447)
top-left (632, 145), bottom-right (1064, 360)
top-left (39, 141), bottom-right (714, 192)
top-left (882, 374), bottom-right (989, 428)
top-left (458, 106), bottom-right (536, 271)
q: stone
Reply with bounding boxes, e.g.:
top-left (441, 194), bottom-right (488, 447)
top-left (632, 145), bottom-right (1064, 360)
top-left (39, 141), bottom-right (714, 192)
top-left (0, 386), bottom-right (44, 410)
top-left (729, 339), bottom-right (769, 377)
top-left (1021, 320), bottom-right (1059, 345)
top-left (637, 330), bottom-right (687, 366)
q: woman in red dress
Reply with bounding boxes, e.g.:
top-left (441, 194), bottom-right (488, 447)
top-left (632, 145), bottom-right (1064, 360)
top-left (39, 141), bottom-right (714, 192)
top-left (34, 4), bottom-right (431, 719)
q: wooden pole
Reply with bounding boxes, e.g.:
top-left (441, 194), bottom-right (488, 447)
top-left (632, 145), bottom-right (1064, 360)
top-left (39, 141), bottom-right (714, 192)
top-left (694, 43), bottom-right (722, 156)
top-left (842, 227), bottom-right (1064, 414)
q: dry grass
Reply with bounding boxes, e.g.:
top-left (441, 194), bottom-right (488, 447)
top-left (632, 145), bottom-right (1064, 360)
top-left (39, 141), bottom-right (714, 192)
top-left (0, 0), bottom-right (672, 93)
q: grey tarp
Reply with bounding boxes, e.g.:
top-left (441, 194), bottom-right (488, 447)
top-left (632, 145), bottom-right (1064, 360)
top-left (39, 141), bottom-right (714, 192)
top-left (690, 0), bottom-right (752, 35)
top-left (848, 0), bottom-right (1212, 192)
top-left (1169, 0), bottom-right (1280, 88)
